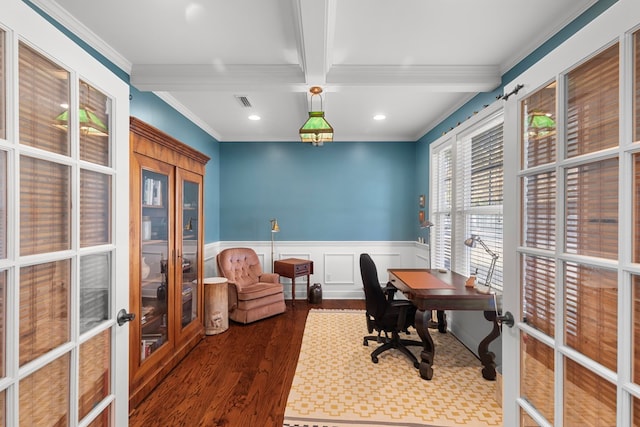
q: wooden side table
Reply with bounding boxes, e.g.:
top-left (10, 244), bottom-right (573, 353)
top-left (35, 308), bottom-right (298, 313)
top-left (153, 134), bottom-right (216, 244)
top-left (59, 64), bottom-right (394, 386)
top-left (273, 258), bottom-right (314, 306)
top-left (203, 277), bottom-right (229, 335)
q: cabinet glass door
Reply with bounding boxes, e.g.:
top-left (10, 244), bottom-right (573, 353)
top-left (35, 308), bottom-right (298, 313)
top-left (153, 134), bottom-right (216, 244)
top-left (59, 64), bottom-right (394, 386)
top-left (140, 169), bottom-right (170, 360)
top-left (178, 173), bottom-right (201, 330)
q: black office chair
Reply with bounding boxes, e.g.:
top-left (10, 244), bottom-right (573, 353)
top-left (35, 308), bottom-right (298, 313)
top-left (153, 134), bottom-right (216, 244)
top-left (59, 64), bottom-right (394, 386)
top-left (359, 253), bottom-right (422, 368)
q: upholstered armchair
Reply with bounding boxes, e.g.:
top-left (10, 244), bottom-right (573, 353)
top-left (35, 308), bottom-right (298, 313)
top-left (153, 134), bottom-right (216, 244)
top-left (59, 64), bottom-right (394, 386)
top-left (216, 247), bottom-right (286, 324)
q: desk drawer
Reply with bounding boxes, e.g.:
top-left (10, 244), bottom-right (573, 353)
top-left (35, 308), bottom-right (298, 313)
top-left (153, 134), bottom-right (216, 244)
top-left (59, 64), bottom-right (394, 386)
top-left (295, 263), bottom-right (311, 275)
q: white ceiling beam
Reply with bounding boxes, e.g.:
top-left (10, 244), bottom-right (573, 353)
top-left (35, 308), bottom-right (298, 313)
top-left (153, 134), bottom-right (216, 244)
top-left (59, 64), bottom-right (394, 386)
top-left (130, 64), bottom-right (306, 91)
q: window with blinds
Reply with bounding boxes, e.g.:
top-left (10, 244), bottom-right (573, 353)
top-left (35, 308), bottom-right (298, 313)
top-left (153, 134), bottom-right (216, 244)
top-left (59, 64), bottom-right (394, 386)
top-left (431, 146), bottom-right (452, 270)
top-left (456, 120), bottom-right (504, 291)
top-left (431, 114), bottom-right (504, 292)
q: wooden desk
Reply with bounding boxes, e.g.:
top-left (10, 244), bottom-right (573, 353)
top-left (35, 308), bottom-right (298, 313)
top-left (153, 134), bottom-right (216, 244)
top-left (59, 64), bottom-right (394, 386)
top-left (274, 258), bottom-right (313, 307)
top-left (388, 268), bottom-right (499, 381)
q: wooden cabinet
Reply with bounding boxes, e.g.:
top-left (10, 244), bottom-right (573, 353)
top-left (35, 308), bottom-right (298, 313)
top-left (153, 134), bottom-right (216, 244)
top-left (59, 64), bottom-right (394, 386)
top-left (129, 117), bottom-right (209, 409)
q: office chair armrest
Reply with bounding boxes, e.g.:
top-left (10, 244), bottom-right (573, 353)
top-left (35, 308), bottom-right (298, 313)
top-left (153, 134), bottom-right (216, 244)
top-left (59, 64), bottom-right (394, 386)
top-left (382, 282), bottom-right (398, 301)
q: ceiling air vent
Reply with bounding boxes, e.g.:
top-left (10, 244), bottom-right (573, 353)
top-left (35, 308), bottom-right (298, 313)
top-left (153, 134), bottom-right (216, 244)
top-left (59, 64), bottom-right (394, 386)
top-left (235, 95), bottom-right (252, 108)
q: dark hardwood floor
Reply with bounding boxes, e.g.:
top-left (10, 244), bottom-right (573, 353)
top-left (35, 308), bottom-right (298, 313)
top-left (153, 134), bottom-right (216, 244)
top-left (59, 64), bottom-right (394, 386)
top-left (128, 299), bottom-right (365, 427)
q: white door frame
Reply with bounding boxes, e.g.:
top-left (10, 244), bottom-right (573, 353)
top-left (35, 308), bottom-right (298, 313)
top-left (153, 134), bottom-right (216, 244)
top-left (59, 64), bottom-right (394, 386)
top-left (501, 1), bottom-right (640, 425)
top-left (1, 1), bottom-right (130, 425)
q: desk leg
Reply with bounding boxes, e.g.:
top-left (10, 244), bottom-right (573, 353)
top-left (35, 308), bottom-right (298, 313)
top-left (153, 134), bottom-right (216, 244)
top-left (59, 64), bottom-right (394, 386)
top-left (414, 309), bottom-right (434, 380)
top-left (478, 310), bottom-right (499, 380)
top-left (291, 277), bottom-right (296, 307)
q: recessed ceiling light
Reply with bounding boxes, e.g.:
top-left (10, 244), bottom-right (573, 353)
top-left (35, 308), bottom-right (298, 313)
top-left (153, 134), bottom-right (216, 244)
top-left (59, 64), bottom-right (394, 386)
top-left (248, 115), bottom-right (261, 121)
top-left (373, 114), bottom-right (386, 121)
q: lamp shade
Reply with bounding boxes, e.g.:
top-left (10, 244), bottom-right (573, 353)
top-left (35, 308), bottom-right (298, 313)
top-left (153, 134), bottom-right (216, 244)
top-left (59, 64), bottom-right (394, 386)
top-left (53, 106), bottom-right (109, 137)
top-left (299, 111), bottom-right (334, 146)
top-left (300, 86), bottom-right (333, 146)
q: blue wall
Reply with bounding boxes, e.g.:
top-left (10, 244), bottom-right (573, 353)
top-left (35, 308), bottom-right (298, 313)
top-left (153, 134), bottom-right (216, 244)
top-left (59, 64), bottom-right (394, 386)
top-left (220, 141), bottom-right (416, 241)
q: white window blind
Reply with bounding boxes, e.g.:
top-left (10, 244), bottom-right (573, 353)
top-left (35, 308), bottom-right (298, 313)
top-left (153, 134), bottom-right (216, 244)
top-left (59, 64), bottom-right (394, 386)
top-left (431, 113), bottom-right (504, 292)
top-left (431, 145), bottom-right (452, 270)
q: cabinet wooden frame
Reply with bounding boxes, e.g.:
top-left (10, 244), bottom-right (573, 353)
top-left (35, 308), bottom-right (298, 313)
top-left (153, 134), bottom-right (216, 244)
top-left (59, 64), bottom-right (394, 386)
top-left (129, 117), bottom-right (209, 410)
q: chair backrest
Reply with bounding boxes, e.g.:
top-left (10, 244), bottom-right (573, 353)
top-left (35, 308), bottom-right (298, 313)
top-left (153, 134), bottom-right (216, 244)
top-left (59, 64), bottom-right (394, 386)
top-left (359, 253), bottom-right (388, 320)
top-left (217, 247), bottom-right (264, 286)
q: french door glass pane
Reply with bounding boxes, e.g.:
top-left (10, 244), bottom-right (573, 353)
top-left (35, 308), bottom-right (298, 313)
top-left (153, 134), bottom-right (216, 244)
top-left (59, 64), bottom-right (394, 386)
top-left (80, 169), bottom-right (111, 247)
top-left (0, 151), bottom-right (5, 259)
top-left (565, 158), bottom-right (619, 259)
top-left (19, 260), bottom-right (70, 366)
top-left (633, 275), bottom-right (640, 384)
top-left (634, 154), bottom-right (640, 263)
top-left (522, 255), bottom-right (555, 336)
top-left (564, 357), bottom-right (616, 426)
top-left (521, 81), bottom-right (556, 169)
top-left (20, 156), bottom-right (71, 255)
top-left (633, 31), bottom-right (640, 141)
top-left (566, 43), bottom-right (619, 157)
top-left (0, 271), bottom-right (5, 378)
top-left (521, 334), bottom-right (554, 425)
top-left (0, 30), bottom-right (4, 140)
top-left (181, 180), bottom-right (199, 328)
top-left (80, 253), bottom-right (110, 334)
top-left (19, 353), bottom-right (69, 427)
top-left (19, 42), bottom-right (70, 156)
top-left (564, 262), bottom-right (617, 371)
top-left (79, 80), bottom-right (111, 166)
top-left (522, 172), bottom-right (556, 251)
top-left (141, 170), bottom-right (169, 361)
top-left (79, 329), bottom-right (110, 421)
top-left (86, 405), bottom-right (111, 427)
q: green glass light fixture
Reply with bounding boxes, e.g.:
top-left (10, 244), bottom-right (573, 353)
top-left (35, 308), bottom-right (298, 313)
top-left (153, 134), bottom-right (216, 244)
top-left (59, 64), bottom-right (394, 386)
top-left (52, 83), bottom-right (109, 137)
top-left (526, 110), bottom-right (555, 138)
top-left (299, 86), bottom-right (333, 146)
top-left (53, 107), bottom-right (109, 137)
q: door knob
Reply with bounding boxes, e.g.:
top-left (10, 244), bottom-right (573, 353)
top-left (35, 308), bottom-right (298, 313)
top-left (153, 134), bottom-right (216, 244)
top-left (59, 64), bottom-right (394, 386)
top-left (117, 309), bottom-right (135, 326)
top-left (497, 311), bottom-right (514, 328)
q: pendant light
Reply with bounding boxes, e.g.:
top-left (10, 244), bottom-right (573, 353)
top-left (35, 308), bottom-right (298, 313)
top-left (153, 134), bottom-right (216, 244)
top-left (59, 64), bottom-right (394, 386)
top-left (299, 86), bottom-right (333, 146)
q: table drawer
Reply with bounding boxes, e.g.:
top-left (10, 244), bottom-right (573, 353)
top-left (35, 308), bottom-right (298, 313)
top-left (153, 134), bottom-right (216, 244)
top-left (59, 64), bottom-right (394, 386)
top-left (295, 263), bottom-right (311, 275)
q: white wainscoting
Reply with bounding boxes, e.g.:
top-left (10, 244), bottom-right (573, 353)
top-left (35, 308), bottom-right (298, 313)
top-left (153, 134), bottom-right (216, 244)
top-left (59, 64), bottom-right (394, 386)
top-left (205, 240), bottom-right (500, 362)
top-left (204, 241), bottom-right (431, 300)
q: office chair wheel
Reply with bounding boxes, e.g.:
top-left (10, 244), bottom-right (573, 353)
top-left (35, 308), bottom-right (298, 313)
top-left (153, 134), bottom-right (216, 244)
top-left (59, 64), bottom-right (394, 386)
top-left (363, 338), bottom-right (368, 346)
top-left (413, 361), bottom-right (420, 369)
top-left (371, 355), bottom-right (379, 364)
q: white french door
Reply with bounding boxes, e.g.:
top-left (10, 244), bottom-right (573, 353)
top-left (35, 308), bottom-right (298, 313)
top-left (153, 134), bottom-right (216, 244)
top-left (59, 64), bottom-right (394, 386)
top-left (501, 1), bottom-right (640, 425)
top-left (0, 1), bottom-right (130, 426)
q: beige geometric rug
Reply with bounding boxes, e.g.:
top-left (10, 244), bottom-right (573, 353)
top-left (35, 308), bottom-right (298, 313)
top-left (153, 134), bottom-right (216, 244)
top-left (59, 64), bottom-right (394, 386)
top-left (284, 309), bottom-right (502, 427)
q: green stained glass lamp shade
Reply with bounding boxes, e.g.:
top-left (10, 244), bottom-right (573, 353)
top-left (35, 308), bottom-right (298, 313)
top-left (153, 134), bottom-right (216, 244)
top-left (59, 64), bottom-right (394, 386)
top-left (526, 111), bottom-right (555, 137)
top-left (299, 111), bottom-right (334, 146)
top-left (53, 107), bottom-right (109, 137)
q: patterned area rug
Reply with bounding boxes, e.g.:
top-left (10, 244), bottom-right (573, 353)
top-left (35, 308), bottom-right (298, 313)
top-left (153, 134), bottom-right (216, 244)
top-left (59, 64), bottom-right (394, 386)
top-left (283, 309), bottom-right (502, 427)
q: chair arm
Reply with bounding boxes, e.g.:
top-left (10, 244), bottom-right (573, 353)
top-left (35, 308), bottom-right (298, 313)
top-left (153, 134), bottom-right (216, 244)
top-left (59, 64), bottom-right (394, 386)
top-left (259, 273), bottom-right (280, 283)
top-left (227, 281), bottom-right (239, 312)
top-left (383, 282), bottom-right (398, 301)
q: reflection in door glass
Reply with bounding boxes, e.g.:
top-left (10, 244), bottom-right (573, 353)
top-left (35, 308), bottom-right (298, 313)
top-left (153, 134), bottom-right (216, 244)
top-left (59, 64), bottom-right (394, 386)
top-left (80, 253), bottom-right (111, 334)
top-left (140, 170), bottom-right (169, 361)
top-left (181, 180), bottom-right (199, 328)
